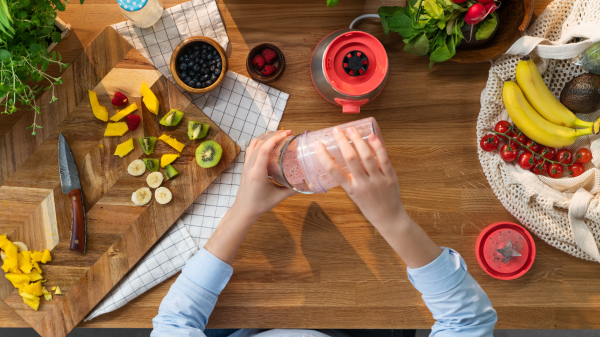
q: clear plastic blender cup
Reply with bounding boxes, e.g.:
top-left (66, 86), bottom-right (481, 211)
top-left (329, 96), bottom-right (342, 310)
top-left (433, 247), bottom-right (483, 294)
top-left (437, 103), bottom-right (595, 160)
top-left (267, 117), bottom-right (383, 193)
top-left (117, 0), bottom-right (163, 28)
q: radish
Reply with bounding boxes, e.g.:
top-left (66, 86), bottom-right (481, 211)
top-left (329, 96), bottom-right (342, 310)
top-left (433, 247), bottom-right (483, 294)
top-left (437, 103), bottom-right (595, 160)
top-left (484, 1), bottom-right (498, 14)
top-left (477, 0), bottom-right (494, 3)
top-left (451, 0), bottom-right (467, 3)
top-left (465, 3), bottom-right (486, 25)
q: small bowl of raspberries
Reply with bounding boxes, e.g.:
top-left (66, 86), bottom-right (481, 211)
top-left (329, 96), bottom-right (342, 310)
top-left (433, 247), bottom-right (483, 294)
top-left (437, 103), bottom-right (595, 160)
top-left (246, 43), bottom-right (285, 83)
top-left (170, 36), bottom-right (227, 94)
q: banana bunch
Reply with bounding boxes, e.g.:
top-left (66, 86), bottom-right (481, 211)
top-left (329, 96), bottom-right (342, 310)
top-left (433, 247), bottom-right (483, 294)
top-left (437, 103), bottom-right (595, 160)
top-left (502, 58), bottom-right (600, 148)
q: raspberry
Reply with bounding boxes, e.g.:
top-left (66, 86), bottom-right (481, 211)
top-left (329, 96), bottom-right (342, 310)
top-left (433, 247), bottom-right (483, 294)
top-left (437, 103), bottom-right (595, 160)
top-left (261, 65), bottom-right (277, 76)
top-left (261, 48), bottom-right (278, 64)
top-left (112, 91), bottom-right (129, 107)
top-left (126, 115), bottom-right (141, 131)
top-left (252, 54), bottom-right (266, 70)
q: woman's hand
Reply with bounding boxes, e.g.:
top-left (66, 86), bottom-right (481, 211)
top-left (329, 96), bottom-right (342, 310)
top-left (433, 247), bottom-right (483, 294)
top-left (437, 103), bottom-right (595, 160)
top-left (315, 127), bottom-right (404, 230)
top-left (231, 130), bottom-right (298, 221)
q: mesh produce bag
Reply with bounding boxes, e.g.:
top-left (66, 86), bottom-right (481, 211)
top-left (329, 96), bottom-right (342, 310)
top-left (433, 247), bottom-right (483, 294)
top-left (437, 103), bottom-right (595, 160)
top-left (477, 0), bottom-right (600, 262)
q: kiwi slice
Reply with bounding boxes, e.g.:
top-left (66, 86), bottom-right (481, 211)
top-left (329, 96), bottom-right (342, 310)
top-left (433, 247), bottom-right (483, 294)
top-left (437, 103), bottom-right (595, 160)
top-left (143, 158), bottom-right (160, 172)
top-left (195, 140), bottom-right (222, 168)
top-left (188, 121), bottom-right (210, 140)
top-left (138, 137), bottom-right (157, 155)
top-left (164, 164), bottom-right (179, 180)
top-left (159, 109), bottom-right (184, 126)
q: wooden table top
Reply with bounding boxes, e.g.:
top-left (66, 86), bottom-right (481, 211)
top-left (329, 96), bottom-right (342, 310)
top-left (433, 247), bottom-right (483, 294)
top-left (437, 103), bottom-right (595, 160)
top-left (5, 0), bottom-right (600, 330)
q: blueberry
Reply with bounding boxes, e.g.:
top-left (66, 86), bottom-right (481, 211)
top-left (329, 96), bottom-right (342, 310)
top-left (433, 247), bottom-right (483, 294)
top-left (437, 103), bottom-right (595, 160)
top-left (193, 44), bottom-right (200, 51)
top-left (206, 80), bottom-right (213, 86)
top-left (209, 65), bottom-right (215, 72)
top-left (201, 51), bottom-right (208, 58)
top-left (184, 76), bottom-right (192, 82)
top-left (212, 49), bottom-right (218, 55)
top-left (210, 74), bottom-right (217, 81)
top-left (206, 53), bottom-right (213, 60)
top-left (216, 62), bottom-right (222, 69)
top-left (186, 61), bottom-right (194, 68)
top-left (201, 44), bottom-right (207, 50)
top-left (180, 71), bottom-right (188, 78)
top-left (214, 68), bottom-right (221, 76)
top-left (191, 64), bottom-right (199, 72)
top-left (202, 63), bottom-right (208, 68)
top-left (201, 74), bottom-right (209, 81)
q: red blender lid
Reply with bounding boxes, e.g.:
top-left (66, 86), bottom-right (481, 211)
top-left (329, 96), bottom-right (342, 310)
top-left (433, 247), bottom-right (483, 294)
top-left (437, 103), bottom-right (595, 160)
top-left (476, 222), bottom-right (536, 280)
top-left (323, 31), bottom-right (388, 97)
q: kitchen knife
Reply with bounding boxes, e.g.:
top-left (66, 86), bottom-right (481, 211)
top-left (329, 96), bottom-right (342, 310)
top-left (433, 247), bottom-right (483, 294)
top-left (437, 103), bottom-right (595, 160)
top-left (58, 133), bottom-right (87, 253)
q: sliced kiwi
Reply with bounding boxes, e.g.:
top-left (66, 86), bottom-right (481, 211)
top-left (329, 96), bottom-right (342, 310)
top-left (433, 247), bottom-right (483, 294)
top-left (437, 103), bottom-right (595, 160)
top-left (138, 137), bottom-right (157, 155)
top-left (188, 121), bottom-right (210, 140)
top-left (143, 158), bottom-right (160, 172)
top-left (164, 164), bottom-right (179, 180)
top-left (195, 140), bottom-right (222, 168)
top-left (159, 109), bottom-right (184, 126)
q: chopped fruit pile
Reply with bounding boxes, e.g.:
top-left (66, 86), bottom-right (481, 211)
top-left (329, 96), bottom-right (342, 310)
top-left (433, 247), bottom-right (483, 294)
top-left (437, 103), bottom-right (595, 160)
top-left (251, 47), bottom-right (279, 77)
top-left (480, 120), bottom-right (593, 178)
top-left (89, 90), bottom-right (108, 122)
top-left (0, 235), bottom-right (57, 311)
top-left (159, 134), bottom-right (185, 152)
top-left (112, 91), bottom-right (129, 107)
top-left (175, 42), bottom-right (223, 89)
top-left (114, 138), bottom-right (135, 158)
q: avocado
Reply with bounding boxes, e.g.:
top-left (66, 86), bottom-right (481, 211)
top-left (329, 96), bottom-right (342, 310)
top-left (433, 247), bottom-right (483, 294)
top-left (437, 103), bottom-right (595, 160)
top-left (560, 73), bottom-right (600, 114)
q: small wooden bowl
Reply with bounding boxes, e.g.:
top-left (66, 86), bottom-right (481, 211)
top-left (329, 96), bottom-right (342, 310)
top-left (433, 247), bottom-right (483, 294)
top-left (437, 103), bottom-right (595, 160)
top-left (452, 0), bottom-right (534, 63)
top-left (246, 43), bottom-right (285, 83)
top-left (170, 36), bottom-right (228, 94)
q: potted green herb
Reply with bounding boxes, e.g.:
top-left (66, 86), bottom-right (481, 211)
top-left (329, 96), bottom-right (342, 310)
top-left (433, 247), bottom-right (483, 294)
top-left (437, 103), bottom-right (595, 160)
top-left (0, 0), bottom-right (84, 135)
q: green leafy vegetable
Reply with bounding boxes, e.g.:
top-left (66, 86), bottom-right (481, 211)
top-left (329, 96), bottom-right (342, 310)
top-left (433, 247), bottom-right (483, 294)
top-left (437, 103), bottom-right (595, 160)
top-left (404, 33), bottom-right (430, 56)
top-left (475, 12), bottom-right (498, 41)
top-left (326, 0), bottom-right (339, 7)
top-left (0, 0), bottom-right (85, 134)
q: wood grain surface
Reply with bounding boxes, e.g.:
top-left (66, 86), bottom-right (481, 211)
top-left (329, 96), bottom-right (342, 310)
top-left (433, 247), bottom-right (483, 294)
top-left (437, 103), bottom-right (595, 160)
top-left (4, 0), bottom-right (599, 332)
top-left (0, 27), bottom-right (239, 336)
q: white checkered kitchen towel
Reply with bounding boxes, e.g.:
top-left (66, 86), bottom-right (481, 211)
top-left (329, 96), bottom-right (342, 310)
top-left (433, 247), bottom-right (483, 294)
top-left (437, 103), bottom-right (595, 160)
top-left (85, 0), bottom-right (289, 320)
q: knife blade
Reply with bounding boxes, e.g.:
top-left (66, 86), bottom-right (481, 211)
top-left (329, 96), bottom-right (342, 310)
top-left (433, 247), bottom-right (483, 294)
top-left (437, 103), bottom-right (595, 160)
top-left (58, 133), bottom-right (87, 253)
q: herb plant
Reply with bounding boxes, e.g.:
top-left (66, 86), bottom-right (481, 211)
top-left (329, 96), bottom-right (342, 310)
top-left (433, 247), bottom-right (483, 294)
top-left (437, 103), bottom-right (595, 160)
top-left (0, 0), bottom-right (84, 135)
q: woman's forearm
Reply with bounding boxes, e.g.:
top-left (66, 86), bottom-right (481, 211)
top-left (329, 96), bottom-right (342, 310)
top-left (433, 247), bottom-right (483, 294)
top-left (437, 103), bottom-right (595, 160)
top-left (204, 204), bottom-right (258, 265)
top-left (374, 209), bottom-right (442, 269)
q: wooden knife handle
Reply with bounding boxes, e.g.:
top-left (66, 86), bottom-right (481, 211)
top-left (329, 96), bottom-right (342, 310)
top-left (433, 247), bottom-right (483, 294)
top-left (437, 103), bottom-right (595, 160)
top-left (68, 189), bottom-right (86, 253)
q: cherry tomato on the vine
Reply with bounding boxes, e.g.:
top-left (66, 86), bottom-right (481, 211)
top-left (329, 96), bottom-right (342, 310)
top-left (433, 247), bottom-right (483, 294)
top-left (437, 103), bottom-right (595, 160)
top-left (568, 162), bottom-right (585, 177)
top-left (494, 121), bottom-right (512, 140)
top-left (518, 152), bottom-right (535, 170)
top-left (526, 139), bottom-right (540, 153)
top-left (557, 149), bottom-right (573, 164)
top-left (575, 148), bottom-right (592, 164)
top-left (531, 158), bottom-right (548, 175)
top-left (480, 134), bottom-right (499, 152)
top-left (539, 146), bottom-right (556, 161)
top-left (515, 133), bottom-right (528, 147)
top-left (548, 163), bottom-right (563, 178)
top-left (500, 143), bottom-right (518, 162)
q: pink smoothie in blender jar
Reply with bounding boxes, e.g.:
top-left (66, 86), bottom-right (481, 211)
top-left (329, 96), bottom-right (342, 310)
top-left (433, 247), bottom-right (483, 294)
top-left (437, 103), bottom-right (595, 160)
top-left (267, 117), bottom-right (383, 193)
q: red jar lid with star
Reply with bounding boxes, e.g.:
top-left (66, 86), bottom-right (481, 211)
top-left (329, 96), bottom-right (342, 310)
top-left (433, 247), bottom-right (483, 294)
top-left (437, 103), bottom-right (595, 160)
top-left (475, 222), bottom-right (536, 280)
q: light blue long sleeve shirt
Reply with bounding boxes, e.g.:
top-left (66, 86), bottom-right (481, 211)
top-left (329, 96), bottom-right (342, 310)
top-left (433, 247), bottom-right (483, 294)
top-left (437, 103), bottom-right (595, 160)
top-left (152, 247), bottom-right (497, 337)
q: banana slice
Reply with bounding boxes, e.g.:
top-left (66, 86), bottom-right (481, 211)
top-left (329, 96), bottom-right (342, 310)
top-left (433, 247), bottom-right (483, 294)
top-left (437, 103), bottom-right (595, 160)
top-left (131, 187), bottom-right (152, 206)
top-left (146, 172), bottom-right (164, 188)
top-left (13, 242), bottom-right (28, 252)
top-left (127, 159), bottom-right (146, 176)
top-left (155, 187), bottom-right (172, 205)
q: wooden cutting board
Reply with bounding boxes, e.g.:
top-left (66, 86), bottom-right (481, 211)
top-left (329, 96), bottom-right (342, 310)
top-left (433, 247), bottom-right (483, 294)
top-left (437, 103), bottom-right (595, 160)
top-left (0, 27), bottom-right (240, 336)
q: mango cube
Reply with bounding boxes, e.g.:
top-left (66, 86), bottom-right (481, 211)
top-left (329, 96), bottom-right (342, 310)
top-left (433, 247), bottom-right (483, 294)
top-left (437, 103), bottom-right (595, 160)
top-left (140, 82), bottom-right (159, 115)
top-left (159, 134), bottom-right (185, 153)
top-left (160, 153), bottom-right (180, 168)
top-left (110, 103), bottom-right (138, 122)
top-left (114, 138), bottom-right (135, 158)
top-left (89, 90), bottom-right (109, 122)
top-left (22, 297), bottom-right (40, 311)
top-left (40, 249), bottom-right (52, 264)
top-left (27, 269), bottom-right (43, 282)
top-left (5, 273), bottom-right (30, 288)
top-left (104, 122), bottom-right (129, 137)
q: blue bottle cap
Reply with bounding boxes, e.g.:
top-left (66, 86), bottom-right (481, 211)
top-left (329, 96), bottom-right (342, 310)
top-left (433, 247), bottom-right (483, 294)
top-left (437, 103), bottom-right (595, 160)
top-left (117, 0), bottom-right (149, 12)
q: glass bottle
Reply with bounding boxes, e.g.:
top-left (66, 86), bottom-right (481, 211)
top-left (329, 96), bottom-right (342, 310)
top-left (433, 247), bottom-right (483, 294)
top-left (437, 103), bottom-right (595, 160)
top-left (117, 0), bottom-right (164, 28)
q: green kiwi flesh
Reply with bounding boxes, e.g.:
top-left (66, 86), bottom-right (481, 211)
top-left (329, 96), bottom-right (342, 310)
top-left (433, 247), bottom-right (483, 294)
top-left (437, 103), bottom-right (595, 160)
top-left (143, 158), bottom-right (160, 172)
top-left (188, 121), bottom-right (210, 140)
top-left (159, 109), bottom-right (184, 126)
top-left (138, 137), bottom-right (157, 155)
top-left (195, 140), bottom-right (222, 168)
top-left (164, 164), bottom-right (179, 180)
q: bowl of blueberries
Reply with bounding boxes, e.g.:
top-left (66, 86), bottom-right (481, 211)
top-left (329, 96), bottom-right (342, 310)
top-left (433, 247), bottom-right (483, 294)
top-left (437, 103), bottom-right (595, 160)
top-left (170, 36), bottom-right (227, 94)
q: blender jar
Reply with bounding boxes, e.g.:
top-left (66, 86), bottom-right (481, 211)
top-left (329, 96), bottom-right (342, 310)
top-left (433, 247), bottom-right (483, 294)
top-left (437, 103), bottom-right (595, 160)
top-left (267, 117), bottom-right (383, 194)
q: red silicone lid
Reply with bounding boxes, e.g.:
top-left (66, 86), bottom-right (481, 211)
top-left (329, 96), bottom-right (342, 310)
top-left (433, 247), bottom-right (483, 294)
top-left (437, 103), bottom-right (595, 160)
top-left (475, 222), bottom-right (536, 280)
top-left (323, 31), bottom-right (388, 97)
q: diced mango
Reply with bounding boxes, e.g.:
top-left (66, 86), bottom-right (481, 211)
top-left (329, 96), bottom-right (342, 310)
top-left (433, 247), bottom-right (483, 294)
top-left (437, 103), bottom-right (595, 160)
top-left (104, 122), bottom-right (129, 137)
top-left (22, 296), bottom-right (40, 311)
top-left (160, 154), bottom-right (180, 168)
top-left (55, 286), bottom-right (62, 295)
top-left (114, 138), bottom-right (135, 158)
top-left (24, 282), bottom-right (43, 296)
top-left (159, 134), bottom-right (185, 153)
top-left (32, 261), bottom-right (42, 274)
top-left (42, 287), bottom-right (52, 301)
top-left (52, 286), bottom-right (56, 291)
top-left (18, 251), bottom-right (33, 274)
top-left (0, 234), bottom-right (7, 248)
top-left (31, 251), bottom-right (43, 262)
top-left (110, 103), bottom-right (138, 122)
top-left (140, 82), bottom-right (159, 115)
top-left (27, 269), bottom-right (43, 282)
top-left (89, 90), bottom-right (109, 122)
top-left (40, 250), bottom-right (52, 264)
top-left (5, 273), bottom-right (30, 288)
